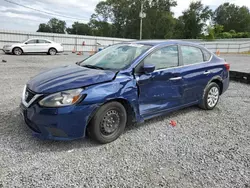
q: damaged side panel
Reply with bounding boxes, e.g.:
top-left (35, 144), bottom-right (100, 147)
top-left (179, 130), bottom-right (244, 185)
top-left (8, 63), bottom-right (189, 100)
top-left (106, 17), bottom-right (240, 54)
top-left (81, 72), bottom-right (142, 123)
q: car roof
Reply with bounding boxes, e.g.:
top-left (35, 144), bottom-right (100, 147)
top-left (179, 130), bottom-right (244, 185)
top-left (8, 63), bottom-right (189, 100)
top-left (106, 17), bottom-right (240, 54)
top-left (27, 38), bottom-right (53, 42)
top-left (130, 40), bottom-right (199, 47)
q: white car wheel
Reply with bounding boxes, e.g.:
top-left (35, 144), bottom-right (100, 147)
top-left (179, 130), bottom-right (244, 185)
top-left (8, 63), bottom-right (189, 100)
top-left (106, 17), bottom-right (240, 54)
top-left (13, 47), bottom-right (22, 55)
top-left (49, 48), bottom-right (57, 55)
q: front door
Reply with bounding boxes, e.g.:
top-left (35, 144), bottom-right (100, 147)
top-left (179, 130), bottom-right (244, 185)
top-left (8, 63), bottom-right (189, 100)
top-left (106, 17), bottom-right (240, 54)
top-left (135, 45), bottom-right (183, 118)
top-left (22, 39), bottom-right (38, 53)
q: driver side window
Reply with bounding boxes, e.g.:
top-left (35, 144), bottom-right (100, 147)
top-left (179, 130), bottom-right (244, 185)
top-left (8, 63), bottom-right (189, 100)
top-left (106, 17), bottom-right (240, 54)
top-left (136, 45), bottom-right (179, 73)
top-left (26, 40), bottom-right (37, 44)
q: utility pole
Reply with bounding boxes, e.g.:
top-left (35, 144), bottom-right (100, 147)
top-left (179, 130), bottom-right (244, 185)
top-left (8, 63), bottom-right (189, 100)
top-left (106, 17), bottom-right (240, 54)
top-left (140, 2), bottom-right (143, 40)
top-left (139, 1), bottom-right (146, 40)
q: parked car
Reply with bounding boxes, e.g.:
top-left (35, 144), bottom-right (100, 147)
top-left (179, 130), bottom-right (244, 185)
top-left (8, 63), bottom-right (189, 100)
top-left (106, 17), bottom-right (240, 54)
top-left (3, 38), bottom-right (64, 55)
top-left (20, 40), bottom-right (230, 143)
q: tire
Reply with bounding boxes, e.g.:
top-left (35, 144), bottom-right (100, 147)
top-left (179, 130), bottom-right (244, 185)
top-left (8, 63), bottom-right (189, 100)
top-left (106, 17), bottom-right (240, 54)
top-left (13, 47), bottom-right (23, 55)
top-left (48, 48), bottom-right (57, 55)
top-left (199, 82), bottom-right (220, 110)
top-left (88, 102), bottom-right (127, 144)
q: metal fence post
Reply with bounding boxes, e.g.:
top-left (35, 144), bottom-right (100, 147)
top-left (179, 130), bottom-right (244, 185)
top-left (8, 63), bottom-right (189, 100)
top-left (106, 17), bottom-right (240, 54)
top-left (95, 39), bottom-right (97, 52)
top-left (75, 37), bottom-right (77, 52)
top-left (238, 44), bottom-right (241, 53)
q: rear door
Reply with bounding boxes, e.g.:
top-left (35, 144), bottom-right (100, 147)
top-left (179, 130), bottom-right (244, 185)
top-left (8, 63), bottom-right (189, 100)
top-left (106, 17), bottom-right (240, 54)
top-left (36, 39), bottom-right (50, 52)
top-left (22, 39), bottom-right (38, 53)
top-left (135, 45), bottom-right (184, 117)
top-left (174, 45), bottom-right (215, 104)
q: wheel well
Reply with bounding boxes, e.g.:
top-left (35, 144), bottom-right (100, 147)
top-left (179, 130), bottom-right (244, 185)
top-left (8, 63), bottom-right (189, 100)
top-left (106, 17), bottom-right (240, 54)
top-left (86, 99), bottom-right (136, 130)
top-left (211, 79), bottom-right (223, 95)
top-left (115, 99), bottom-right (136, 124)
top-left (48, 47), bottom-right (57, 52)
top-left (12, 47), bottom-right (23, 53)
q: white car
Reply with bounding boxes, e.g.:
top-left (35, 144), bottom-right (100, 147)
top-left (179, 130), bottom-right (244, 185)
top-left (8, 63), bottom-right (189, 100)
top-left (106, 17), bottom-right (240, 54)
top-left (3, 38), bottom-right (64, 55)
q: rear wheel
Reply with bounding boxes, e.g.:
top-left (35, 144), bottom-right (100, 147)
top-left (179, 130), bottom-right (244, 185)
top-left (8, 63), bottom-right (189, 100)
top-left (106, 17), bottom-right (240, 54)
top-left (48, 48), bottom-right (57, 55)
top-left (88, 102), bottom-right (127, 144)
top-left (13, 47), bottom-right (23, 55)
top-left (199, 82), bottom-right (220, 110)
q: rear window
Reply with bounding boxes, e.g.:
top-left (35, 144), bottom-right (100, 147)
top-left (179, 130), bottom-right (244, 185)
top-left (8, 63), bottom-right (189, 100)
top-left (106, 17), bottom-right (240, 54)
top-left (181, 46), bottom-right (204, 65)
top-left (38, 40), bottom-right (51, 43)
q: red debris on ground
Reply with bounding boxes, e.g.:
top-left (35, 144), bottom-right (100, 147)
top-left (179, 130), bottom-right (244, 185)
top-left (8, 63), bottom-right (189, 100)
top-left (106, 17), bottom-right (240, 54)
top-left (170, 120), bottom-right (177, 127)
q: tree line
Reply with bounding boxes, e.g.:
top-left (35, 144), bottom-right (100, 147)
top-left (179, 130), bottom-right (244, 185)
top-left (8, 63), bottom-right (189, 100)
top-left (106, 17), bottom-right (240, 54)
top-left (37, 1), bottom-right (250, 40)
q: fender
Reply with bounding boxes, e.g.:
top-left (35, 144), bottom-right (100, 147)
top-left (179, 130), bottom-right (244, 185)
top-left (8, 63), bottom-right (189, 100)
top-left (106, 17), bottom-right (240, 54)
top-left (201, 75), bottom-right (223, 100)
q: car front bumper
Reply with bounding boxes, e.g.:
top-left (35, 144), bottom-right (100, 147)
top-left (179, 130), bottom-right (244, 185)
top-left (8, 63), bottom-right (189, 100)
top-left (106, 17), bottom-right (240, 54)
top-left (3, 46), bottom-right (12, 53)
top-left (20, 102), bottom-right (98, 140)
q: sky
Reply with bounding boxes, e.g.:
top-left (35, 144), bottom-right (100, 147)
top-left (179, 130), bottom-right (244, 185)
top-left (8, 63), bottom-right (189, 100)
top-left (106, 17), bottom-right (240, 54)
top-left (1, 0), bottom-right (250, 32)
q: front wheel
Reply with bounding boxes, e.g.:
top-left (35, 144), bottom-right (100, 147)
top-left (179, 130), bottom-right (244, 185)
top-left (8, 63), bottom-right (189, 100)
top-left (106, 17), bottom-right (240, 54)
top-left (199, 82), bottom-right (220, 110)
top-left (13, 47), bottom-right (23, 55)
top-left (88, 102), bottom-right (127, 144)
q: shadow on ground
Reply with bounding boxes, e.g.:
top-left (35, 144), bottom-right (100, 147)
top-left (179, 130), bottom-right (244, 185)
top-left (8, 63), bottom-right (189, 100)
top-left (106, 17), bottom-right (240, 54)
top-left (0, 105), bottom-right (206, 153)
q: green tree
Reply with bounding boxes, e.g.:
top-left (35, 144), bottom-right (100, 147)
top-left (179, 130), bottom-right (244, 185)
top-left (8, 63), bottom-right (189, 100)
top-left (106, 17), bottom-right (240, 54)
top-left (37, 18), bottom-right (66, 34)
top-left (93, 1), bottom-right (113, 22)
top-left (214, 3), bottom-right (250, 32)
top-left (92, 0), bottom-right (177, 39)
top-left (181, 1), bottom-right (212, 39)
top-left (47, 18), bottom-right (66, 33)
top-left (66, 22), bottom-right (92, 35)
top-left (214, 24), bottom-right (224, 36)
top-left (172, 18), bottom-right (185, 39)
top-left (89, 19), bottom-right (114, 37)
top-left (143, 0), bottom-right (177, 39)
top-left (37, 23), bottom-right (51, 33)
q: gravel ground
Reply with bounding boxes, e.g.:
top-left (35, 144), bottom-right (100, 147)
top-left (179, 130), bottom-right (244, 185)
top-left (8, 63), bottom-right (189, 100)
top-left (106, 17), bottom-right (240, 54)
top-left (0, 52), bottom-right (250, 188)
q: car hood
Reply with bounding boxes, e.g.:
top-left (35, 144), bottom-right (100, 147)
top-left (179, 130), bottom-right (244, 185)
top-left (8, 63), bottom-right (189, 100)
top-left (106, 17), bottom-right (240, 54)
top-left (4, 43), bottom-right (21, 46)
top-left (27, 65), bottom-right (116, 93)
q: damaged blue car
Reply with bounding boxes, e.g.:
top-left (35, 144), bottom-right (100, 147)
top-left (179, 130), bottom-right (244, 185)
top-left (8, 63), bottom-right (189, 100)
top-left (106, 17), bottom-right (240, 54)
top-left (20, 40), bottom-right (230, 143)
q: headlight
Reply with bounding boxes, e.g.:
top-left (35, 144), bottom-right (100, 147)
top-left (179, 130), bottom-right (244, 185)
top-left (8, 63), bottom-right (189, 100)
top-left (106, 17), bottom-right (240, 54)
top-left (39, 88), bottom-right (84, 107)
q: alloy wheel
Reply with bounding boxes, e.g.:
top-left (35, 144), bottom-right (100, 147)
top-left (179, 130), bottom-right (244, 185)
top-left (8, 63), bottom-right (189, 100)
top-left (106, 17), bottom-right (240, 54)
top-left (14, 48), bottom-right (22, 55)
top-left (49, 49), bottom-right (56, 55)
top-left (207, 86), bottom-right (219, 108)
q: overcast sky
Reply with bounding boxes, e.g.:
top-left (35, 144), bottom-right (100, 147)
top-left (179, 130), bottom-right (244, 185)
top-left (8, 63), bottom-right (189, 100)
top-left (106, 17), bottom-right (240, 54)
top-left (1, 0), bottom-right (250, 32)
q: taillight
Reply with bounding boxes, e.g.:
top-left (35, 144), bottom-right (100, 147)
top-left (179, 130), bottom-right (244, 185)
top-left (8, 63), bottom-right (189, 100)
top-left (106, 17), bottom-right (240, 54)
top-left (224, 63), bottom-right (230, 71)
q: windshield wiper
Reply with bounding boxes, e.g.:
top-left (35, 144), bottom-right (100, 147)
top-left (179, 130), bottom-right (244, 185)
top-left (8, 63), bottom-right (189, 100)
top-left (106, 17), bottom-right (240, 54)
top-left (82, 64), bottom-right (104, 70)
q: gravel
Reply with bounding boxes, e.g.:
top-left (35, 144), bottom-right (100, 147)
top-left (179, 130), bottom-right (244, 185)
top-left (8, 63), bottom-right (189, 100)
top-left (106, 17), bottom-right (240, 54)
top-left (0, 52), bottom-right (250, 188)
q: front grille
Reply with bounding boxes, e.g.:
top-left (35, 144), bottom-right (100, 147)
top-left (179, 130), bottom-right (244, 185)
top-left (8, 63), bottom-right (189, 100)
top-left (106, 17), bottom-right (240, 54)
top-left (25, 88), bottom-right (35, 103)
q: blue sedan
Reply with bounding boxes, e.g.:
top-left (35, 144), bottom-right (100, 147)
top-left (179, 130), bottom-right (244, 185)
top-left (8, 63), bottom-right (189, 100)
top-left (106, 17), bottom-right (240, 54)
top-left (20, 40), bottom-right (230, 143)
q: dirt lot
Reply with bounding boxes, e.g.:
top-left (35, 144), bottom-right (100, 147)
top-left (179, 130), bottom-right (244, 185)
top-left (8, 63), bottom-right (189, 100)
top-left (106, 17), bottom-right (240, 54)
top-left (0, 52), bottom-right (249, 188)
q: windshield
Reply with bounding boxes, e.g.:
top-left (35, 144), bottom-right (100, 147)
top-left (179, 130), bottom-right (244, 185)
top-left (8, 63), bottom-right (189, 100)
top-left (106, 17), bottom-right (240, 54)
top-left (80, 44), bottom-right (151, 70)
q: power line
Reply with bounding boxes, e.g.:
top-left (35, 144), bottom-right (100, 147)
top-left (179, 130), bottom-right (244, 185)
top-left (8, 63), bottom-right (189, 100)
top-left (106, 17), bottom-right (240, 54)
top-left (4, 0), bottom-right (89, 21)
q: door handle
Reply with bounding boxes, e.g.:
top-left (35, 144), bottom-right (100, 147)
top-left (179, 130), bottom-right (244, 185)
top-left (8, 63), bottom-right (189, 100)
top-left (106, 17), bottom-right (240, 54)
top-left (204, 71), bottom-right (211, 75)
top-left (169, 76), bottom-right (182, 81)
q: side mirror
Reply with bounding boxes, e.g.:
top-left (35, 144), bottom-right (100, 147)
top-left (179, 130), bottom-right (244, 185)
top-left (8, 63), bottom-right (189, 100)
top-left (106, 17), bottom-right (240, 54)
top-left (143, 64), bottom-right (155, 74)
top-left (25, 42), bottom-right (28, 44)
top-left (76, 62), bottom-right (80, 65)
